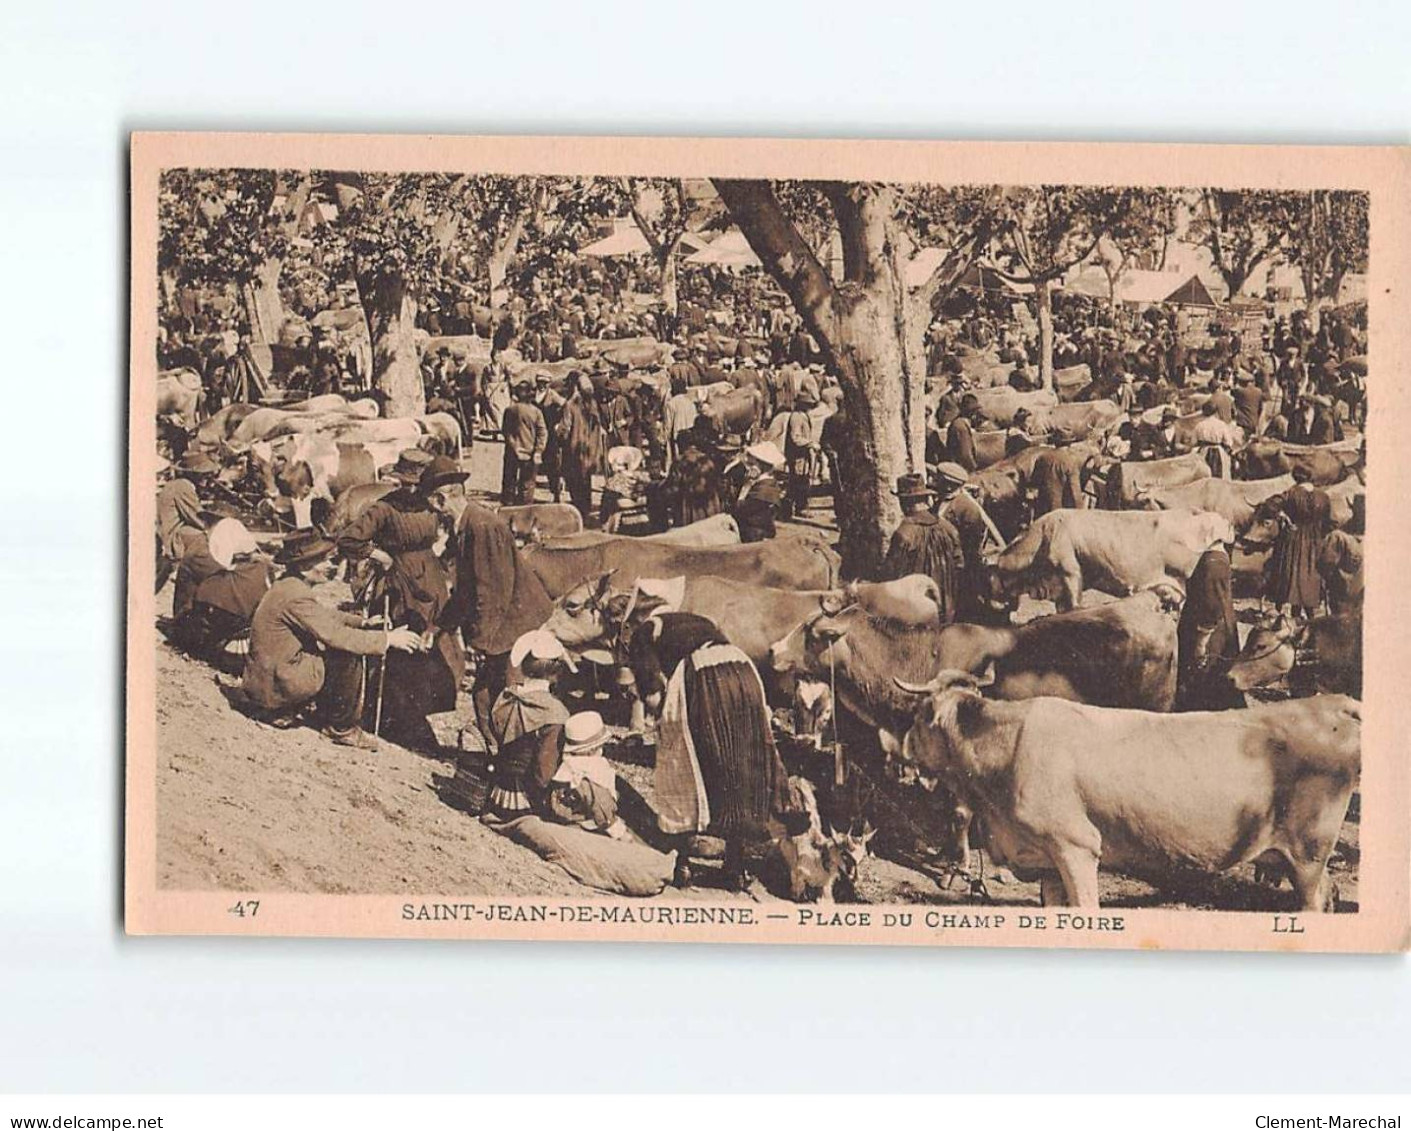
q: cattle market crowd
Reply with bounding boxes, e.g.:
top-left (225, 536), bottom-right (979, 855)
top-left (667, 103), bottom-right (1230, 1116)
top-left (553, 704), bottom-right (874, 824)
top-left (154, 234), bottom-right (1365, 911)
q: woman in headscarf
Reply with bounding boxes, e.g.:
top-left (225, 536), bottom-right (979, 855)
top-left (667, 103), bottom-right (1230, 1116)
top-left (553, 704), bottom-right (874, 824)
top-left (1176, 545), bottom-right (1245, 711)
top-left (338, 453), bottom-right (468, 750)
top-left (1264, 466), bottom-right (1333, 619)
top-left (168, 517), bottom-right (274, 661)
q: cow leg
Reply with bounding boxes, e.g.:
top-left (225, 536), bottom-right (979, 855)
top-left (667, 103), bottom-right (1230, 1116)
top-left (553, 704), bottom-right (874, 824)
top-left (1039, 873), bottom-right (1066, 906)
top-left (1051, 844), bottom-right (1102, 908)
top-left (1289, 859), bottom-right (1336, 913)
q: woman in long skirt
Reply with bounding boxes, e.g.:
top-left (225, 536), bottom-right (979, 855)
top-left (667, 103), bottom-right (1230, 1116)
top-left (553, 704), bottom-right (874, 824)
top-left (627, 612), bottom-right (791, 890)
top-left (1265, 466), bottom-right (1332, 619)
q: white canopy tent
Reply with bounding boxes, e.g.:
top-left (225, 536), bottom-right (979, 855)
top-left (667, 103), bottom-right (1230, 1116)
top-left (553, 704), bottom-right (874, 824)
top-left (684, 228), bottom-right (762, 270)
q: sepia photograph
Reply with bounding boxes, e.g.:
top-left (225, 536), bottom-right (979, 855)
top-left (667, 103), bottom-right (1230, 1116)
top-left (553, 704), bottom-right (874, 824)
top-left (126, 134), bottom-right (1408, 950)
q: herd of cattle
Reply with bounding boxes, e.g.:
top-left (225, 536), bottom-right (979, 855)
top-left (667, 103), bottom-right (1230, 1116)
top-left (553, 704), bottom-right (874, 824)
top-left (156, 340), bottom-right (1365, 912)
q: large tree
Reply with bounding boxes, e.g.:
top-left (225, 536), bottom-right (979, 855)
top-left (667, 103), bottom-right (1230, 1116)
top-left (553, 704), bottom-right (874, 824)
top-left (1284, 190), bottom-right (1369, 310)
top-left (1184, 188), bottom-right (1300, 300)
top-left (1091, 188), bottom-right (1180, 305)
top-left (986, 186), bottom-right (1145, 388)
top-left (157, 169), bottom-right (311, 346)
top-left (713, 179), bottom-right (991, 577)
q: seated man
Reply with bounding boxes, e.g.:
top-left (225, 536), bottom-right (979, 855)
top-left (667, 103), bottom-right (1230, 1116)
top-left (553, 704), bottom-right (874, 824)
top-left (240, 530), bottom-right (424, 749)
top-left (167, 517), bottom-right (274, 662)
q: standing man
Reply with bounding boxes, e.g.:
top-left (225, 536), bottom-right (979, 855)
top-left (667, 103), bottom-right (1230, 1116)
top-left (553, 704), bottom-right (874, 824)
top-left (663, 374), bottom-right (698, 471)
top-left (945, 394), bottom-right (983, 473)
top-left (1233, 369), bottom-right (1265, 438)
top-left (783, 381), bottom-right (820, 517)
top-left (443, 499), bottom-right (554, 754)
top-left (557, 372), bottom-right (607, 523)
top-left (499, 379), bottom-right (548, 505)
top-left (880, 473), bottom-right (965, 625)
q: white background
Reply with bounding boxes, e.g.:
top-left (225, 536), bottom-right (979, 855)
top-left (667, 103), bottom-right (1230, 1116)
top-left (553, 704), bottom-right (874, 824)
top-left (0, 0), bottom-right (1407, 1094)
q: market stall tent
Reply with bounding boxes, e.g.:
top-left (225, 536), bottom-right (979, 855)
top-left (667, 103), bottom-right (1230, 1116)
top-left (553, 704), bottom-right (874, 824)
top-left (684, 228), bottom-right (762, 270)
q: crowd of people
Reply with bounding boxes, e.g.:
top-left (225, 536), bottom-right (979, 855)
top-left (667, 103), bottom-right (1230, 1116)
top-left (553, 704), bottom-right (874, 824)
top-left (154, 242), bottom-right (1367, 897)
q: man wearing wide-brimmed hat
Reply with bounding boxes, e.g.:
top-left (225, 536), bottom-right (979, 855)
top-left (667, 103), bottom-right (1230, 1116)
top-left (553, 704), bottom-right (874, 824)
top-left (337, 453), bottom-right (467, 750)
top-left (933, 460), bottom-right (1002, 622)
top-left (240, 531), bottom-right (424, 749)
top-left (880, 472), bottom-right (964, 625)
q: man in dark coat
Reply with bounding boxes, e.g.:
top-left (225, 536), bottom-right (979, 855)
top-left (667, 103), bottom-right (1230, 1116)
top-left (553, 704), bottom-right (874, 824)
top-left (880, 473), bottom-right (964, 625)
top-left (499, 380), bottom-right (548, 505)
top-left (1233, 372), bottom-right (1265, 437)
top-left (443, 500), bottom-right (554, 752)
top-left (556, 372), bottom-right (607, 522)
top-left (945, 394), bottom-right (982, 473)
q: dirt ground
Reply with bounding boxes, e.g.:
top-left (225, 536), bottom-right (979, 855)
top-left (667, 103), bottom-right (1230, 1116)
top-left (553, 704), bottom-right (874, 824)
top-left (153, 433), bottom-right (1359, 911)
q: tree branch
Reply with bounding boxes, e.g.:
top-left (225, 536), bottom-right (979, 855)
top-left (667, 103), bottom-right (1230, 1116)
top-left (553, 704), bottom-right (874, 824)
top-left (712, 178), bottom-right (839, 336)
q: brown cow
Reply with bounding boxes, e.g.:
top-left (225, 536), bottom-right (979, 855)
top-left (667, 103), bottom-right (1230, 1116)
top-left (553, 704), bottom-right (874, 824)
top-left (1226, 611), bottom-right (1362, 698)
top-left (1237, 438), bottom-right (1362, 485)
top-left (523, 532), bottom-right (840, 597)
top-left (1100, 451), bottom-right (1211, 509)
top-left (895, 673), bottom-right (1360, 909)
top-left (987, 508), bottom-right (1235, 612)
top-left (1133, 474), bottom-right (1295, 532)
top-left (768, 588), bottom-right (1181, 744)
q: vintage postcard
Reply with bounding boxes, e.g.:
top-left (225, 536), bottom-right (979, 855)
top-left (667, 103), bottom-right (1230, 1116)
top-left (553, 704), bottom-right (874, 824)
top-left (127, 133), bottom-right (1409, 951)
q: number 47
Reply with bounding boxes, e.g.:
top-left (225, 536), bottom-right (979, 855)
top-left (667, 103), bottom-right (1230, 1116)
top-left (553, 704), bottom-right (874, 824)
top-left (228, 900), bottom-right (261, 918)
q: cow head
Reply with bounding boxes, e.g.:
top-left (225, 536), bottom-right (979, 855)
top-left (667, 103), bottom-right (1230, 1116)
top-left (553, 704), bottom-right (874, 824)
top-left (768, 609), bottom-right (851, 697)
top-left (541, 571), bottom-right (620, 652)
top-left (1240, 497), bottom-right (1285, 551)
top-left (891, 669), bottom-right (986, 784)
top-left (1226, 615), bottom-right (1300, 691)
top-left (1130, 487), bottom-right (1164, 511)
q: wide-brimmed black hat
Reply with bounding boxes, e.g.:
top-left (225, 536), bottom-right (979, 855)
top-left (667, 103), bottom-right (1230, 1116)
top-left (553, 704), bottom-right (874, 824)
top-left (893, 472), bottom-right (933, 500)
top-left (274, 530), bottom-right (337, 569)
top-left (417, 454), bottom-right (469, 495)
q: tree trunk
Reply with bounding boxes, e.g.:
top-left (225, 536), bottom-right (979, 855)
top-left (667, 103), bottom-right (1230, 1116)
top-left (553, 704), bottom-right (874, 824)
top-left (657, 237), bottom-right (683, 317)
top-left (241, 257), bottom-right (284, 346)
top-left (359, 272), bottom-right (424, 418)
top-left (713, 178), bottom-right (922, 578)
top-left (488, 213), bottom-right (530, 309)
top-left (1035, 278), bottom-right (1055, 390)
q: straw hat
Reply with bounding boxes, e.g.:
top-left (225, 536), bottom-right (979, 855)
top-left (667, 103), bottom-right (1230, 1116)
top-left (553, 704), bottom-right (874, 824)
top-left (561, 710), bottom-right (610, 754)
top-left (746, 441), bottom-right (786, 470)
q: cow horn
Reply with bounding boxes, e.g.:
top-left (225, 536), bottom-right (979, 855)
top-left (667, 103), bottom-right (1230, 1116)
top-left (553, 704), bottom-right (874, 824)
top-left (893, 668), bottom-right (978, 696)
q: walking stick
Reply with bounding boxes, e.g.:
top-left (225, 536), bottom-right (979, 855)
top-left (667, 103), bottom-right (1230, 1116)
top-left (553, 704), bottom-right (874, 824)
top-left (373, 594), bottom-right (390, 738)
